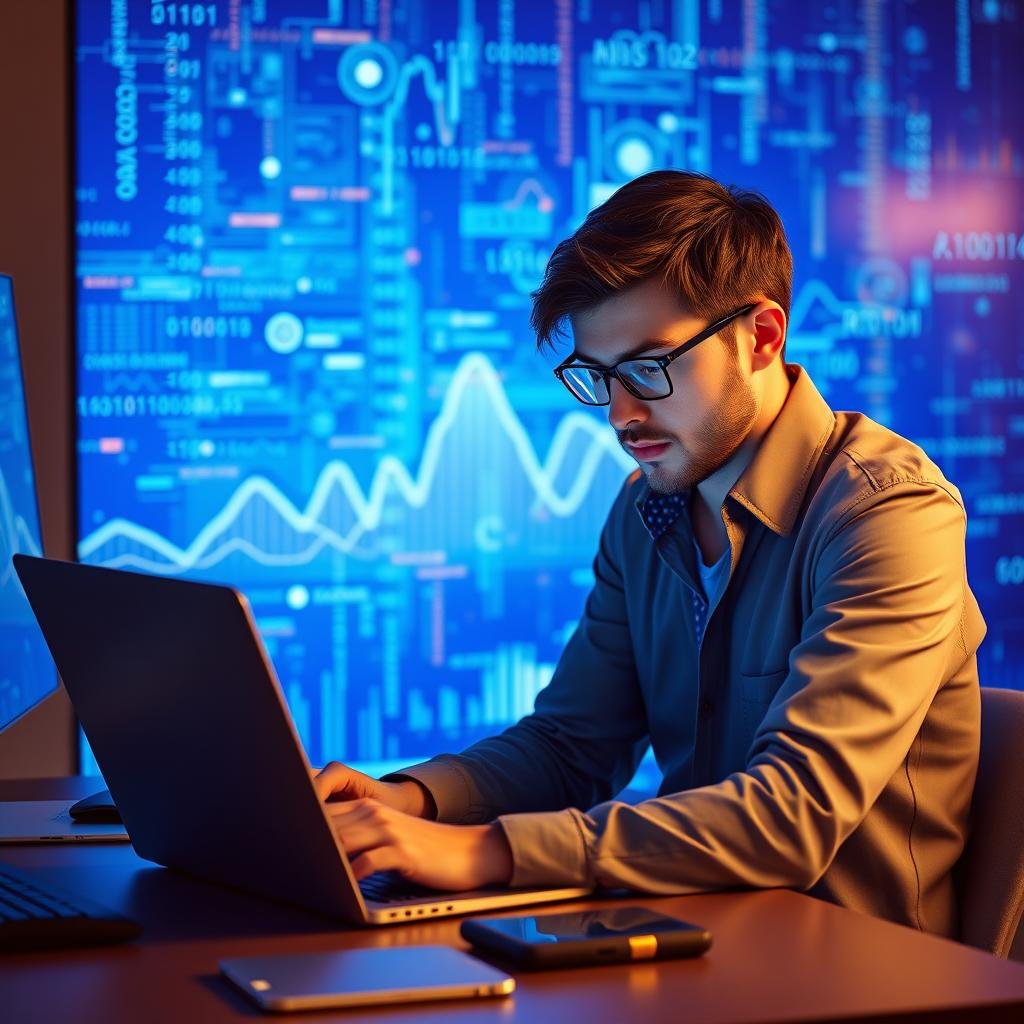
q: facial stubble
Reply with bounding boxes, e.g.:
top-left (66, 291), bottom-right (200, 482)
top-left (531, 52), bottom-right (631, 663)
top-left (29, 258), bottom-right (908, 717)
top-left (644, 353), bottom-right (759, 495)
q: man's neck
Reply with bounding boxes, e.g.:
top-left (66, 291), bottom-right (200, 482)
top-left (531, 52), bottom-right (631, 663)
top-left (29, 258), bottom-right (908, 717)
top-left (692, 365), bottom-right (792, 566)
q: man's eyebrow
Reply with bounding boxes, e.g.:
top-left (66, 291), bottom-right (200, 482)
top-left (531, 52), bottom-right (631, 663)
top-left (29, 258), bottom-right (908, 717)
top-left (570, 337), bottom-right (679, 365)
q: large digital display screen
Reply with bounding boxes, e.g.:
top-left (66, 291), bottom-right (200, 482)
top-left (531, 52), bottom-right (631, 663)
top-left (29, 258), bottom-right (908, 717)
top-left (0, 275), bottom-right (55, 731)
top-left (75, 2), bottom-right (1023, 776)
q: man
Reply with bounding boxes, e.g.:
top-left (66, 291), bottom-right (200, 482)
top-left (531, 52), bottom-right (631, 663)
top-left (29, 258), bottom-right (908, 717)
top-left (315, 171), bottom-right (986, 937)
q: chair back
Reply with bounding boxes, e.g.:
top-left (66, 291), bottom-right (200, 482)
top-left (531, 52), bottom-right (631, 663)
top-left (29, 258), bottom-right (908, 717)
top-left (958, 686), bottom-right (1024, 958)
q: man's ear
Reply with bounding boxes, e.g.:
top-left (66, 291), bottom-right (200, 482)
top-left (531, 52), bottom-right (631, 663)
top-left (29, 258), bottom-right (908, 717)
top-left (750, 302), bottom-right (786, 370)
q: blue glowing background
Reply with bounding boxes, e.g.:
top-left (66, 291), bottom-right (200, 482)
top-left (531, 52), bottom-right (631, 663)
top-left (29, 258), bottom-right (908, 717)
top-left (75, 1), bottom-right (1024, 775)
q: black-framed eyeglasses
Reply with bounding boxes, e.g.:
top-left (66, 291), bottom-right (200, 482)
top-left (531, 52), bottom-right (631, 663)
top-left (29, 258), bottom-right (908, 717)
top-left (553, 303), bottom-right (757, 406)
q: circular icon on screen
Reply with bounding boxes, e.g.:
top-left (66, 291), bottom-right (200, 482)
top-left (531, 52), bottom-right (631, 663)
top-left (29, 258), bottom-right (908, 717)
top-left (604, 119), bottom-right (669, 182)
top-left (854, 257), bottom-right (908, 306)
top-left (264, 312), bottom-right (304, 354)
top-left (337, 43), bottom-right (399, 106)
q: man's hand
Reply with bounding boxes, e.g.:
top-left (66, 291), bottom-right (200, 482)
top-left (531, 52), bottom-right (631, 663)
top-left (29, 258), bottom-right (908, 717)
top-left (312, 761), bottom-right (436, 819)
top-left (324, 797), bottom-right (514, 891)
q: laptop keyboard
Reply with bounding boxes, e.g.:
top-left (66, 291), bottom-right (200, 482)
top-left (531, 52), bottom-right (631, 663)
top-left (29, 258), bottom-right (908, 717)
top-left (0, 862), bottom-right (141, 951)
top-left (358, 870), bottom-right (438, 903)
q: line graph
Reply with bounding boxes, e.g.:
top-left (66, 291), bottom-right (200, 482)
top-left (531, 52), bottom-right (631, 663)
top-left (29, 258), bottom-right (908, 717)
top-left (79, 284), bottom-right (898, 577)
top-left (379, 52), bottom-right (463, 214)
top-left (1, 273), bottom-right (45, 592)
top-left (786, 278), bottom-right (860, 342)
top-left (0, 469), bottom-right (42, 588)
top-left (0, 269), bottom-right (60, 735)
top-left (79, 352), bottom-right (633, 574)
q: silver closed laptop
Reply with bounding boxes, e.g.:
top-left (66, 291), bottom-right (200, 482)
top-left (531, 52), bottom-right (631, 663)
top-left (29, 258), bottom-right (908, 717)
top-left (13, 554), bottom-right (590, 925)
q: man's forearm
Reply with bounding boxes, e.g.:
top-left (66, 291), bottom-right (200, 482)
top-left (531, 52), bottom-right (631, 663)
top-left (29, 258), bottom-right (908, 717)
top-left (387, 709), bottom-right (647, 826)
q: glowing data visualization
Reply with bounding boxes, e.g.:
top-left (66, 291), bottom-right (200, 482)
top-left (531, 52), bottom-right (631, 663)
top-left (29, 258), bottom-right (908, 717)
top-left (75, 2), bottom-right (1024, 770)
top-left (0, 276), bottom-right (53, 730)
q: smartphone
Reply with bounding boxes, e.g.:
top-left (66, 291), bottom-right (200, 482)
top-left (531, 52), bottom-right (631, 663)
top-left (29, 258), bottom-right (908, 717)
top-left (460, 906), bottom-right (712, 969)
top-left (219, 945), bottom-right (515, 1012)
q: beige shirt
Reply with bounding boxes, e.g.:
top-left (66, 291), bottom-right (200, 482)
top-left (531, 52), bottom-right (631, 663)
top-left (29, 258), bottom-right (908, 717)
top-left (393, 362), bottom-right (987, 937)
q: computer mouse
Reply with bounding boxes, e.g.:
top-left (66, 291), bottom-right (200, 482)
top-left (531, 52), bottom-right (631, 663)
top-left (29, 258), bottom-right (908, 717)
top-left (68, 789), bottom-right (122, 824)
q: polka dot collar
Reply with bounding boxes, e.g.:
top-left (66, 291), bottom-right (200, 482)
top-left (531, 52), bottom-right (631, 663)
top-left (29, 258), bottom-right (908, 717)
top-left (637, 488), bottom-right (691, 541)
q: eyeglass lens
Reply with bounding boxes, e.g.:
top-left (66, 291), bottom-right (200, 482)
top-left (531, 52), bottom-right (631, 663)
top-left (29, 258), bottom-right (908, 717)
top-left (560, 360), bottom-right (669, 405)
top-left (617, 360), bottom-right (671, 398)
top-left (560, 366), bottom-right (609, 404)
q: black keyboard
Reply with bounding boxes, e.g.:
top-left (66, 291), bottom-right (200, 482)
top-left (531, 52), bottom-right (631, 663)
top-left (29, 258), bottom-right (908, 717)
top-left (358, 870), bottom-right (437, 904)
top-left (0, 862), bottom-right (141, 952)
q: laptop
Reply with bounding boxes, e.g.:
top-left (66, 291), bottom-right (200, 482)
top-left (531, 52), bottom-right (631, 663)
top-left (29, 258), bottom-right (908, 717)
top-left (13, 554), bottom-right (592, 925)
top-left (0, 800), bottom-right (127, 845)
top-left (0, 271), bottom-right (127, 845)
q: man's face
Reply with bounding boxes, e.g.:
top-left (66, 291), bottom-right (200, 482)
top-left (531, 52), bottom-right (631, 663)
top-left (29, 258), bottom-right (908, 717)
top-left (570, 278), bottom-right (760, 495)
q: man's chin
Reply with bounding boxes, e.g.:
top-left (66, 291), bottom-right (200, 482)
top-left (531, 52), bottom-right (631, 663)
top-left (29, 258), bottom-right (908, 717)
top-left (642, 462), bottom-right (696, 495)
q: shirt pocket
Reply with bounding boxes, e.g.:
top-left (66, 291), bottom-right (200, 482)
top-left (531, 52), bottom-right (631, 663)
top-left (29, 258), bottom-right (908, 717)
top-left (737, 668), bottom-right (789, 732)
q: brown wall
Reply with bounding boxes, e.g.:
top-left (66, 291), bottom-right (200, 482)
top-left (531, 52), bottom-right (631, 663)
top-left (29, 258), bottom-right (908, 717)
top-left (0, 0), bottom-right (77, 778)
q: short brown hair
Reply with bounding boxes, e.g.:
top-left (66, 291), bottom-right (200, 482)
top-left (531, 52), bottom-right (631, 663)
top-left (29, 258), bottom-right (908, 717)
top-left (530, 170), bottom-right (792, 358)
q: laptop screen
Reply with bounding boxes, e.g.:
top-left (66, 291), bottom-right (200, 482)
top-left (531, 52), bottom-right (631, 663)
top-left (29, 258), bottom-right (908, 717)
top-left (0, 273), bottom-right (57, 730)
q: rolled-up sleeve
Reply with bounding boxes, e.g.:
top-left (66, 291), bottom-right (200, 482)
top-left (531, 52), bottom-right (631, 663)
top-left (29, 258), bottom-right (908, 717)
top-left (496, 482), bottom-right (978, 891)
top-left (385, 478), bottom-right (650, 826)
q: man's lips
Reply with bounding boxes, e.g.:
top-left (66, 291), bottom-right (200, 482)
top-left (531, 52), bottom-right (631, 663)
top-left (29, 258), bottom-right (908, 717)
top-left (625, 440), bottom-right (672, 460)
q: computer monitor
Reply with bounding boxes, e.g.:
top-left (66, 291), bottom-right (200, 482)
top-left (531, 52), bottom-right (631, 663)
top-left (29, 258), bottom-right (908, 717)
top-left (0, 273), bottom-right (56, 730)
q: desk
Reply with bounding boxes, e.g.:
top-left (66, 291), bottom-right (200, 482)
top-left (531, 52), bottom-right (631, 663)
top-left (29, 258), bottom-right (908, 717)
top-left (2, 778), bottom-right (1024, 1023)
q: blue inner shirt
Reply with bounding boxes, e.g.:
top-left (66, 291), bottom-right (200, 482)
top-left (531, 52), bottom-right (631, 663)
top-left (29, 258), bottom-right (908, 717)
top-left (692, 533), bottom-right (731, 648)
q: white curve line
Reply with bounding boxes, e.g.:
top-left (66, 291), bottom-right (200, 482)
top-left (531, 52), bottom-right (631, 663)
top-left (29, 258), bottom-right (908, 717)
top-left (99, 521), bottom-right (400, 574)
top-left (0, 470), bottom-right (43, 586)
top-left (787, 279), bottom-right (857, 334)
top-left (387, 54), bottom-right (448, 122)
top-left (381, 54), bottom-right (456, 213)
top-left (79, 352), bottom-right (633, 571)
top-left (17, 521), bottom-right (40, 555)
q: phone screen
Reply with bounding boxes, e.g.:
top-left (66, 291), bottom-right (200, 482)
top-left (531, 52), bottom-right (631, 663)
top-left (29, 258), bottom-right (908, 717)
top-left (478, 907), bottom-right (703, 944)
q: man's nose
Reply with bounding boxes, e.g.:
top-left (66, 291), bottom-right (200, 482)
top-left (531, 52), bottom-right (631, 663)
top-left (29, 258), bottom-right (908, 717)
top-left (607, 377), bottom-right (649, 431)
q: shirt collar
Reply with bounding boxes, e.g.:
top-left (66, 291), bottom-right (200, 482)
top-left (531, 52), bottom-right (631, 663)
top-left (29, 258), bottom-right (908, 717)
top-left (636, 488), bottom-right (690, 540)
top-left (728, 362), bottom-right (835, 536)
top-left (632, 363), bottom-right (836, 539)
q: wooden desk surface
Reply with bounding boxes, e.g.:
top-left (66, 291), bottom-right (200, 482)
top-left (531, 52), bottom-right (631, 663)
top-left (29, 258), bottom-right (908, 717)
top-left (2, 777), bottom-right (1024, 1023)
